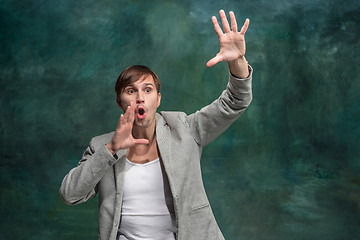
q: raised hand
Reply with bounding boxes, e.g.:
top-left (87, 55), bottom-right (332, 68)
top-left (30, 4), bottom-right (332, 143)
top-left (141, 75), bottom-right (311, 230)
top-left (106, 102), bottom-right (149, 155)
top-left (206, 10), bottom-right (250, 77)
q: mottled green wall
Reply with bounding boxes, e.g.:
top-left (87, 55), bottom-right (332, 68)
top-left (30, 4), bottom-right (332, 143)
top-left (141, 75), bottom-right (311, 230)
top-left (1, 0), bottom-right (359, 239)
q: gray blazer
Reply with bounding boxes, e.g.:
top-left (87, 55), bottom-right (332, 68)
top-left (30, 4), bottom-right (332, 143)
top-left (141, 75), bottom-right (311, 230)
top-left (60, 67), bottom-right (253, 240)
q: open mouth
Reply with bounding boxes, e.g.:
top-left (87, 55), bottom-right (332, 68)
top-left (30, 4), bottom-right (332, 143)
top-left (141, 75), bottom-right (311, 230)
top-left (137, 107), bottom-right (146, 119)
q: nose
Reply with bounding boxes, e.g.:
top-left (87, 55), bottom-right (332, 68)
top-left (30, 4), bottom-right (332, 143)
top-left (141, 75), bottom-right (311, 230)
top-left (136, 91), bottom-right (144, 104)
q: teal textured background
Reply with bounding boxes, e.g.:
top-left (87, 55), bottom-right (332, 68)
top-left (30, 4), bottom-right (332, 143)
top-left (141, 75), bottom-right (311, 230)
top-left (1, 0), bottom-right (359, 239)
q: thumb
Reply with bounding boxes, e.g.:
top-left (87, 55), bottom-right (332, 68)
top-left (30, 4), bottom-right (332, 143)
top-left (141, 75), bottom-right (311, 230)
top-left (133, 138), bottom-right (150, 145)
top-left (206, 54), bottom-right (223, 67)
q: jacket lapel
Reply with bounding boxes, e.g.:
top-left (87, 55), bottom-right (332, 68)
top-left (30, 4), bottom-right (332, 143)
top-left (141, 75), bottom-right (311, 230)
top-left (156, 113), bottom-right (170, 166)
top-left (156, 113), bottom-right (179, 198)
top-left (113, 151), bottom-right (126, 193)
top-left (109, 150), bottom-right (127, 239)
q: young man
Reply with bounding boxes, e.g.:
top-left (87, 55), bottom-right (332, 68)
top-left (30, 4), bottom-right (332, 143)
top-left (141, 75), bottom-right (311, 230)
top-left (60, 10), bottom-right (253, 240)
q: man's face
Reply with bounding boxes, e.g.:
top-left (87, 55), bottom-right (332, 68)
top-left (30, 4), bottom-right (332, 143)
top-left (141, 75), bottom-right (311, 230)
top-left (117, 74), bottom-right (161, 128)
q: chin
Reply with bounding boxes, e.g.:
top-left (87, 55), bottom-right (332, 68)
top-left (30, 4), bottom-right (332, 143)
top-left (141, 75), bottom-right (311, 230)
top-left (134, 119), bottom-right (151, 128)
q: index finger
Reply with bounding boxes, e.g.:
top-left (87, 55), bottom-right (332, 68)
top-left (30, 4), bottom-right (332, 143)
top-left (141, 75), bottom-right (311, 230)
top-left (128, 102), bottom-right (135, 123)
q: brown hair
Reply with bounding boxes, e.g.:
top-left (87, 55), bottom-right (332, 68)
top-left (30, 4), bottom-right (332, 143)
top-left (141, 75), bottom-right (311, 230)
top-left (115, 65), bottom-right (161, 101)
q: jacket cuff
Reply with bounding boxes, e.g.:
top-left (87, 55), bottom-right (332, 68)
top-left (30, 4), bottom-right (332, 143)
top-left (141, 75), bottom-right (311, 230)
top-left (94, 144), bottom-right (119, 166)
top-left (228, 65), bottom-right (253, 94)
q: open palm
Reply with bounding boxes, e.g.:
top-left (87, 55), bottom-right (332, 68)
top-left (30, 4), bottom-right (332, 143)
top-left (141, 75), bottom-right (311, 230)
top-left (207, 10), bottom-right (249, 67)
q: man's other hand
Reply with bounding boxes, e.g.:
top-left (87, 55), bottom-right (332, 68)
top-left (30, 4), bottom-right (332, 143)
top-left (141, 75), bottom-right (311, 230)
top-left (207, 10), bottom-right (250, 78)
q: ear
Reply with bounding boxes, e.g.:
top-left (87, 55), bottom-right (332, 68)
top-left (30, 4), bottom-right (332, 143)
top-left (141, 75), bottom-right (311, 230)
top-left (157, 92), bottom-right (161, 108)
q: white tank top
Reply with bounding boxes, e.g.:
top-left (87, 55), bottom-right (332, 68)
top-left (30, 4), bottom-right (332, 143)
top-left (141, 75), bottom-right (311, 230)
top-left (117, 158), bottom-right (177, 240)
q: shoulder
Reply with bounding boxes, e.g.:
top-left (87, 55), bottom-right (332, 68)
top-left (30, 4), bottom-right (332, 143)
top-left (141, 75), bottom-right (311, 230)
top-left (156, 111), bottom-right (188, 128)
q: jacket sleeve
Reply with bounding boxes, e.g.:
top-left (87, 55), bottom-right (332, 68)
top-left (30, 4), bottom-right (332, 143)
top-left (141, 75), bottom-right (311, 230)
top-left (59, 138), bottom-right (121, 205)
top-left (187, 65), bottom-right (253, 147)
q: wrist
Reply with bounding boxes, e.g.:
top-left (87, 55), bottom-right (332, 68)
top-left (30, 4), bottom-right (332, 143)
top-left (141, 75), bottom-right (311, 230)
top-left (105, 143), bottom-right (117, 155)
top-left (228, 56), bottom-right (249, 79)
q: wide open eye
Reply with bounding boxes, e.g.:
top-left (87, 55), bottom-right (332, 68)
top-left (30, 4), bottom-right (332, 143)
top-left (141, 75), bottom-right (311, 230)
top-left (127, 88), bottom-right (135, 94)
top-left (145, 87), bottom-right (152, 93)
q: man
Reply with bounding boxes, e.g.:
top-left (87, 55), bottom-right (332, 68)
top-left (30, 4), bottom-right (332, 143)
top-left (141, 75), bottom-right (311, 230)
top-left (60, 10), bottom-right (253, 240)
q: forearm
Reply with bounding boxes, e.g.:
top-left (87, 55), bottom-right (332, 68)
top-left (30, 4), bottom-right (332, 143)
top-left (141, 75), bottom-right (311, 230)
top-left (228, 56), bottom-right (249, 79)
top-left (188, 66), bottom-right (253, 146)
top-left (59, 144), bottom-right (119, 205)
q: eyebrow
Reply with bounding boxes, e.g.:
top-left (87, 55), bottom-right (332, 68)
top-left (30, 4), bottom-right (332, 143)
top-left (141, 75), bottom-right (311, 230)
top-left (127, 82), bottom-right (154, 88)
top-left (142, 83), bottom-right (155, 87)
top-left (123, 82), bottom-right (155, 91)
